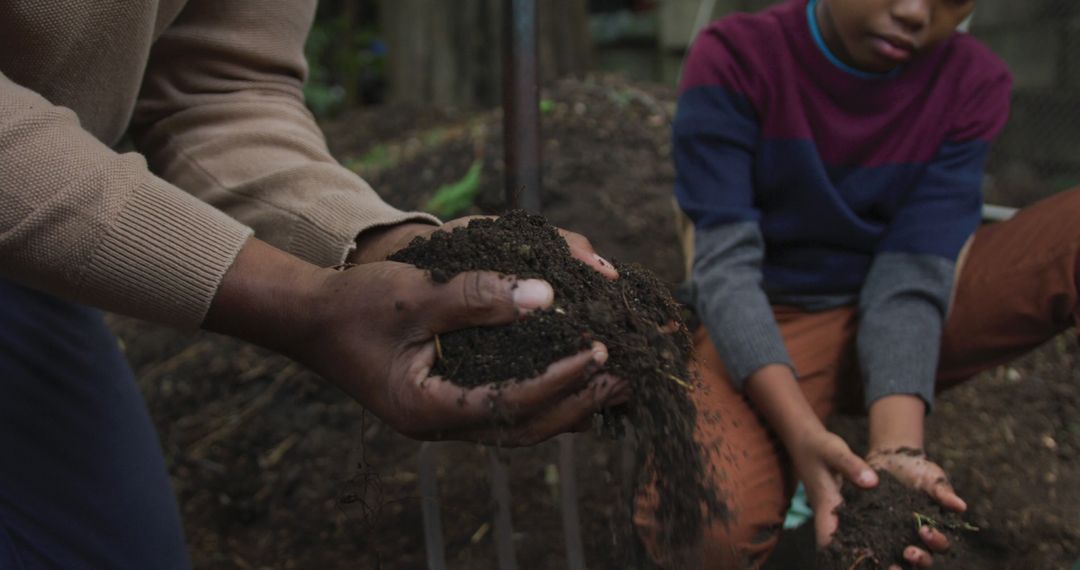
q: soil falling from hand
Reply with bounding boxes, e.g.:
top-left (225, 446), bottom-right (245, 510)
top-left (389, 210), bottom-right (724, 552)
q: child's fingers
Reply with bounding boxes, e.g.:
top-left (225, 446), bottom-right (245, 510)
top-left (918, 525), bottom-right (950, 552)
top-left (903, 545), bottom-right (934, 567)
top-left (813, 508), bottom-right (839, 548)
top-left (826, 445), bottom-right (877, 488)
top-left (931, 479), bottom-right (967, 512)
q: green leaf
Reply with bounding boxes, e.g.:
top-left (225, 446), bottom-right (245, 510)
top-left (424, 160), bottom-right (483, 218)
top-left (539, 99), bottom-right (555, 114)
top-left (344, 145), bottom-right (395, 172)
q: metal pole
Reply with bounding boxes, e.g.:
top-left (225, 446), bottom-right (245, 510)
top-left (502, 0), bottom-right (542, 212)
top-left (557, 434), bottom-right (586, 570)
top-left (488, 449), bottom-right (519, 570)
top-left (418, 442), bottom-right (447, 570)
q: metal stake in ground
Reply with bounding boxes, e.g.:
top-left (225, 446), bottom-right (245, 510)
top-left (502, 0), bottom-right (541, 213)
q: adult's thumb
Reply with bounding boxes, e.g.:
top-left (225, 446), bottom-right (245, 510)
top-left (425, 271), bottom-right (554, 333)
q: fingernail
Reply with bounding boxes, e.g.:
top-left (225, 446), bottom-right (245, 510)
top-left (512, 279), bottom-right (553, 309)
top-left (858, 470), bottom-right (877, 486)
top-left (591, 343), bottom-right (609, 365)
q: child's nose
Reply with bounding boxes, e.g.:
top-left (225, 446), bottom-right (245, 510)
top-left (891, 0), bottom-right (930, 33)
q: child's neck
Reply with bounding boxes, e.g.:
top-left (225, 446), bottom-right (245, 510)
top-left (808, 0), bottom-right (900, 79)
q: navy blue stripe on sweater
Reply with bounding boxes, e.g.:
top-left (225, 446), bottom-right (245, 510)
top-left (675, 85), bottom-right (989, 296)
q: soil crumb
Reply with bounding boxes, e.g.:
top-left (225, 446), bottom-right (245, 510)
top-left (389, 210), bottom-right (724, 552)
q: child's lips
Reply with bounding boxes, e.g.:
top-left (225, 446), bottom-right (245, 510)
top-left (870, 35), bottom-right (915, 62)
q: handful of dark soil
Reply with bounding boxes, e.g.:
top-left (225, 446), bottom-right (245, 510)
top-left (389, 210), bottom-right (722, 550)
top-left (818, 470), bottom-right (980, 569)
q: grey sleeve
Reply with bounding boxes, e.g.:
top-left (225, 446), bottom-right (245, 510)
top-left (857, 252), bottom-right (955, 412)
top-left (692, 221), bottom-right (794, 388)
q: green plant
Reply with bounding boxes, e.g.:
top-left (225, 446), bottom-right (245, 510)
top-left (344, 144), bottom-right (397, 173)
top-left (424, 160), bottom-right (483, 218)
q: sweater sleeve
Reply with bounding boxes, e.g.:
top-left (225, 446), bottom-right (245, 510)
top-left (0, 70), bottom-right (253, 328)
top-left (129, 0), bottom-right (437, 267)
top-left (857, 66), bottom-right (1012, 411)
top-left (677, 27), bottom-right (794, 387)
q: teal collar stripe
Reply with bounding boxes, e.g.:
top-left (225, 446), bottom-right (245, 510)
top-left (806, 0), bottom-right (900, 79)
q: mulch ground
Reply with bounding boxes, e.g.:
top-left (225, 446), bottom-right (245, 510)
top-left (107, 75), bottom-right (1079, 569)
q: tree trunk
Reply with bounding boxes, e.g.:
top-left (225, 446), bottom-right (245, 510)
top-left (381, 0), bottom-right (592, 108)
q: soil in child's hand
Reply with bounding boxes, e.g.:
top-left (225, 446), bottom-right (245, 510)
top-left (389, 210), bottom-right (725, 551)
top-left (818, 470), bottom-right (981, 569)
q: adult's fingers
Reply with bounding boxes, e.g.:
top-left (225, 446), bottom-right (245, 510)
top-left (464, 372), bottom-right (629, 446)
top-left (423, 270), bottom-right (554, 333)
top-left (405, 342), bottom-right (608, 435)
top-left (490, 343), bottom-right (613, 417)
top-left (558, 229), bottom-right (618, 280)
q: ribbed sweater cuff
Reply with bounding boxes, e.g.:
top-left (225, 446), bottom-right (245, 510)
top-left (857, 253), bottom-right (954, 412)
top-left (289, 192), bottom-right (440, 267)
top-left (702, 299), bottom-right (794, 389)
top-left (78, 177), bottom-right (253, 329)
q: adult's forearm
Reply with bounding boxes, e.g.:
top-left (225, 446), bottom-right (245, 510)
top-left (0, 71), bottom-right (253, 328)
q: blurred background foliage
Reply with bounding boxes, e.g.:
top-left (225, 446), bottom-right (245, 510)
top-left (304, 0), bottom-right (386, 118)
top-left (305, 0), bottom-right (1079, 206)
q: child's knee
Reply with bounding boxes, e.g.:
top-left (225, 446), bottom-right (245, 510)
top-left (699, 517), bottom-right (782, 569)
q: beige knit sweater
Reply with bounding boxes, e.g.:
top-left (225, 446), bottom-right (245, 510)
top-left (0, 0), bottom-right (435, 328)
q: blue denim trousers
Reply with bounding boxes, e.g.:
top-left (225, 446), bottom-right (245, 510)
top-left (0, 279), bottom-right (188, 569)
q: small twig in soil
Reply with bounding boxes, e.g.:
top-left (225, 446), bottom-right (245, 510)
top-left (846, 549), bottom-right (877, 570)
top-left (664, 373), bottom-right (694, 392)
top-left (913, 512), bottom-right (980, 532)
top-left (434, 333), bottom-right (444, 362)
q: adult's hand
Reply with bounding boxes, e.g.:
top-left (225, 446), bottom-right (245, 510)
top-left (205, 238), bottom-right (629, 445)
top-left (351, 217), bottom-right (619, 279)
top-left (867, 448), bottom-right (963, 569)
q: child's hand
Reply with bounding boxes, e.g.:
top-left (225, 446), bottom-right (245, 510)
top-left (787, 427), bottom-right (879, 548)
top-left (868, 448), bottom-right (964, 568)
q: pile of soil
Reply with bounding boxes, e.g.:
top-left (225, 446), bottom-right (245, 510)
top-left (389, 211), bottom-right (723, 550)
top-left (818, 471), bottom-right (983, 569)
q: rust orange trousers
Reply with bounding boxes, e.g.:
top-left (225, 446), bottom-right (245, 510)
top-left (634, 187), bottom-right (1080, 569)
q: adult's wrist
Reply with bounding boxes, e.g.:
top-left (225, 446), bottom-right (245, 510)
top-left (204, 237), bottom-right (331, 354)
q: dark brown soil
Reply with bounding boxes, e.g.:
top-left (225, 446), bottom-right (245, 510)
top-left (818, 471), bottom-right (983, 569)
top-left (104, 75), bottom-right (1080, 569)
top-left (388, 210), bottom-right (724, 551)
